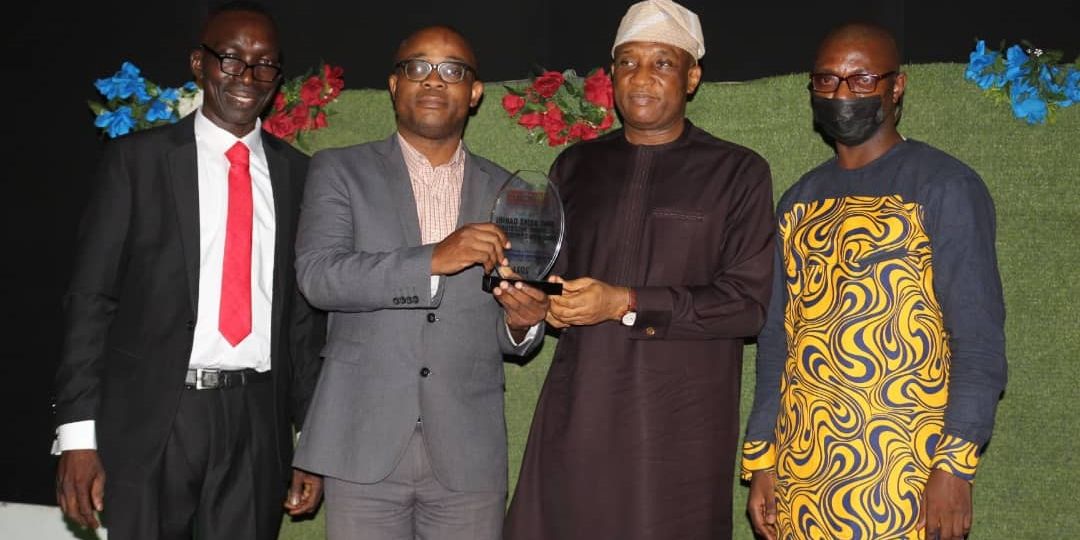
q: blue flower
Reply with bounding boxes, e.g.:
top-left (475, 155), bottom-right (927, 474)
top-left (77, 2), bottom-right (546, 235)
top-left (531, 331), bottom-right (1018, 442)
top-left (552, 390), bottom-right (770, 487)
top-left (94, 106), bottom-right (136, 138)
top-left (974, 71), bottom-right (1005, 90)
top-left (95, 61), bottom-right (150, 101)
top-left (183, 81), bottom-right (199, 92)
top-left (1061, 68), bottom-right (1080, 106)
top-left (145, 99), bottom-right (175, 123)
top-left (1009, 76), bottom-right (1035, 101)
top-left (158, 87), bottom-right (180, 103)
top-left (1004, 45), bottom-right (1030, 81)
top-left (119, 61), bottom-right (140, 79)
top-left (965, 40), bottom-right (999, 82)
top-left (1012, 95), bottom-right (1048, 124)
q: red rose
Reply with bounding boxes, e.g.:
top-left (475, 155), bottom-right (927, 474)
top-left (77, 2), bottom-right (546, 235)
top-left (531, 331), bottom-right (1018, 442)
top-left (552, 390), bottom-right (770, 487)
top-left (273, 92), bottom-right (288, 112)
top-left (584, 68), bottom-right (613, 109)
top-left (568, 121), bottom-right (599, 141)
top-left (289, 102), bottom-right (310, 130)
top-left (546, 129), bottom-right (567, 146)
top-left (310, 111), bottom-right (328, 129)
top-left (542, 103), bottom-right (567, 145)
top-left (502, 94), bottom-right (526, 116)
top-left (532, 70), bottom-right (565, 99)
top-left (518, 111), bottom-right (543, 129)
top-left (322, 64), bottom-right (345, 102)
top-left (598, 110), bottom-right (615, 130)
top-left (263, 111), bottom-right (296, 140)
top-left (300, 76), bottom-right (324, 106)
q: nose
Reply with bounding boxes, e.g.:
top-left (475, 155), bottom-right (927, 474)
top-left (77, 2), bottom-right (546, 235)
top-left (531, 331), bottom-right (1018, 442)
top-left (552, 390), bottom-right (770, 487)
top-left (234, 65), bottom-right (256, 85)
top-left (833, 77), bottom-right (857, 99)
top-left (421, 67), bottom-right (446, 88)
top-left (628, 64), bottom-right (653, 87)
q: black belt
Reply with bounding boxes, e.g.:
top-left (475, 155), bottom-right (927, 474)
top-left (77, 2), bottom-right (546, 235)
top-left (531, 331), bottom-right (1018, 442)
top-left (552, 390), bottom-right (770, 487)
top-left (184, 368), bottom-right (271, 390)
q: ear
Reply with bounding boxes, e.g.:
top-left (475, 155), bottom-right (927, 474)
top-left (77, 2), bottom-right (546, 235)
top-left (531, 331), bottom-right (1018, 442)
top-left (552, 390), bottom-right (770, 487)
top-left (891, 71), bottom-right (907, 105)
top-left (469, 79), bottom-right (484, 108)
top-left (388, 72), bottom-right (399, 99)
top-left (190, 49), bottom-right (204, 86)
top-left (686, 63), bottom-right (702, 94)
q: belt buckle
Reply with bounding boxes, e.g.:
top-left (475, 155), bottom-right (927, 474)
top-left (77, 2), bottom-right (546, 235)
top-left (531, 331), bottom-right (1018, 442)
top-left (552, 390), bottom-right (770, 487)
top-left (195, 368), bottom-right (220, 390)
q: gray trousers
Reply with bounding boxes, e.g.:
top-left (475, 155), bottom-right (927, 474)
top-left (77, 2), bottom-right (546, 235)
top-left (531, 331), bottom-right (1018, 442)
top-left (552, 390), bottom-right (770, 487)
top-left (324, 423), bottom-right (505, 540)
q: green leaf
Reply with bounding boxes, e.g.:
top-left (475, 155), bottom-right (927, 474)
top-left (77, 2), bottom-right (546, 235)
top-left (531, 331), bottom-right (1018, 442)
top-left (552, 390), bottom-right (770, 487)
top-left (87, 100), bottom-right (106, 115)
top-left (1042, 49), bottom-right (1064, 65)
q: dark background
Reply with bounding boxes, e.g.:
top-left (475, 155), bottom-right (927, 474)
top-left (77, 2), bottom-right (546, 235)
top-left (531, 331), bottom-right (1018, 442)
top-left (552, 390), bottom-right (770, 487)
top-left (3, 0), bottom-right (1077, 505)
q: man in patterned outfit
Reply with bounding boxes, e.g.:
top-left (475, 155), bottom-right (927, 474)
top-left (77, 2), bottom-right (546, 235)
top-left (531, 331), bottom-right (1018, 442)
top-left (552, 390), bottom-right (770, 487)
top-left (741, 23), bottom-right (1007, 540)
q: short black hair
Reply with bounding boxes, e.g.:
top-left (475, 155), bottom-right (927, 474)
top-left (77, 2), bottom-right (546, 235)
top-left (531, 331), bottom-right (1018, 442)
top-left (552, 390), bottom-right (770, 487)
top-left (200, 1), bottom-right (283, 61)
top-left (208, 0), bottom-right (275, 22)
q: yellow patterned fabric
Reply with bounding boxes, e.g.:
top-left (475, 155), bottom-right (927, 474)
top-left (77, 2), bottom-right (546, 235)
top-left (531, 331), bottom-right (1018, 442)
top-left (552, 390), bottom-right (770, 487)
top-left (758, 195), bottom-right (980, 539)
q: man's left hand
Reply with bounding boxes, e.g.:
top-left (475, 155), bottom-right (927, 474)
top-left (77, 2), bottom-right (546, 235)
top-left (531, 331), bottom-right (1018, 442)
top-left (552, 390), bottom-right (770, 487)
top-left (493, 280), bottom-right (549, 340)
top-left (284, 468), bottom-right (323, 516)
top-left (547, 276), bottom-right (627, 326)
top-left (917, 468), bottom-right (972, 540)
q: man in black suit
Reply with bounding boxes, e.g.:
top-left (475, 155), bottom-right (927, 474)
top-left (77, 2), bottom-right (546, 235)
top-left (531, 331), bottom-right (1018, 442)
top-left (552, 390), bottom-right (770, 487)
top-left (53, 3), bottom-right (324, 538)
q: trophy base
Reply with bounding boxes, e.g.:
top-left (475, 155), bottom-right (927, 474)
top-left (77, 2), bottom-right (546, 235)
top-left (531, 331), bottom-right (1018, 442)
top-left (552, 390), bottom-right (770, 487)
top-left (482, 275), bottom-right (563, 295)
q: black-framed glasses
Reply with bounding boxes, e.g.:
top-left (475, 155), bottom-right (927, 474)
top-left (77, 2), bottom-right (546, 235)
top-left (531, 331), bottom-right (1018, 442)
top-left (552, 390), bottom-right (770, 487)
top-left (809, 71), bottom-right (897, 93)
top-left (200, 44), bottom-right (282, 83)
top-left (395, 59), bottom-right (474, 84)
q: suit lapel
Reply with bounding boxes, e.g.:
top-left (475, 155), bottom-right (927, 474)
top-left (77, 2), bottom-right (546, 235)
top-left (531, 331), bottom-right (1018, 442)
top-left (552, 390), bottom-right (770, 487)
top-left (263, 135), bottom-right (291, 360)
top-left (381, 136), bottom-right (423, 245)
top-left (165, 117), bottom-right (200, 313)
top-left (458, 152), bottom-right (502, 227)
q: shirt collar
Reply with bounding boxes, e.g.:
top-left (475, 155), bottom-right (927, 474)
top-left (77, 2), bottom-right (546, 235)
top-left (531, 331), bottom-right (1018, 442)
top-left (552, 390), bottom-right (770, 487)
top-left (396, 132), bottom-right (465, 169)
top-left (194, 108), bottom-right (265, 158)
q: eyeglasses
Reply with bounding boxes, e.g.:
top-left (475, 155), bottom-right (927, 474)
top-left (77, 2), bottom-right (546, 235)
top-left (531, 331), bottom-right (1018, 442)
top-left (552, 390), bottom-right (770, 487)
top-left (809, 71), bottom-right (897, 93)
top-left (395, 59), bottom-right (474, 84)
top-left (200, 44), bottom-right (282, 83)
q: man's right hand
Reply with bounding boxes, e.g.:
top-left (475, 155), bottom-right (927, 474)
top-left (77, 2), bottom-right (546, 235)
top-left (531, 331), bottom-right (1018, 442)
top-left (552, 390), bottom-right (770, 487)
top-left (56, 449), bottom-right (105, 529)
top-left (431, 223), bottom-right (509, 276)
top-left (748, 469), bottom-right (779, 540)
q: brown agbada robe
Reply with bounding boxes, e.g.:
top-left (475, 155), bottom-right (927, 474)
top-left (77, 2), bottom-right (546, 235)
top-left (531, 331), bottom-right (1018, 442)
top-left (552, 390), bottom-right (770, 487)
top-left (504, 121), bottom-right (775, 540)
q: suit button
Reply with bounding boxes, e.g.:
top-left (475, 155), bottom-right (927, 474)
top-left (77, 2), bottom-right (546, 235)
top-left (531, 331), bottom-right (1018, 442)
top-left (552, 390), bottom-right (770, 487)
top-left (186, 320), bottom-right (195, 331)
top-left (393, 297), bottom-right (401, 305)
top-left (412, 295), bottom-right (419, 303)
top-left (644, 326), bottom-right (656, 336)
top-left (420, 367), bottom-right (431, 377)
top-left (427, 313), bottom-right (437, 323)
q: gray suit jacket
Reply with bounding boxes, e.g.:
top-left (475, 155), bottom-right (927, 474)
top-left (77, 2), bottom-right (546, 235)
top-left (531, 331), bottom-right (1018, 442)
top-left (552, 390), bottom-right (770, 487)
top-left (293, 134), bottom-right (540, 492)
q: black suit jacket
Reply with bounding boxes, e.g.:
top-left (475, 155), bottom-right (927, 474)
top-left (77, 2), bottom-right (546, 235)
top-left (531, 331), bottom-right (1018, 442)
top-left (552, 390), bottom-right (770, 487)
top-left (53, 114), bottom-right (324, 482)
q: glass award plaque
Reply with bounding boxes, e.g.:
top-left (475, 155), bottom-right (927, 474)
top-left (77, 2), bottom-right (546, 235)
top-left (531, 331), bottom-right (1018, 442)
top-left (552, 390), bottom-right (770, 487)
top-left (481, 169), bottom-right (565, 295)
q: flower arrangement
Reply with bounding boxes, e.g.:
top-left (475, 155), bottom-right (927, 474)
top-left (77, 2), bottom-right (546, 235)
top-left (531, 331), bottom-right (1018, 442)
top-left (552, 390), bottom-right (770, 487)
top-left (262, 62), bottom-right (345, 149)
top-left (89, 62), bottom-right (203, 138)
top-left (965, 39), bottom-right (1080, 124)
top-left (502, 68), bottom-right (616, 146)
top-left (88, 61), bottom-right (344, 145)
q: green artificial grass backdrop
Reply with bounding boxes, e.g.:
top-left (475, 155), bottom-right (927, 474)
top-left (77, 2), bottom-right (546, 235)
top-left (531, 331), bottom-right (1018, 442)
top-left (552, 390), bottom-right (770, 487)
top-left (280, 63), bottom-right (1080, 539)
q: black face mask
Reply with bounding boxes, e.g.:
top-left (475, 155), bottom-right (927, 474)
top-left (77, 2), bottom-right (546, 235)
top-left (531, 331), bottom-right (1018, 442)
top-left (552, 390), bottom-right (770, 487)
top-left (810, 94), bottom-right (885, 146)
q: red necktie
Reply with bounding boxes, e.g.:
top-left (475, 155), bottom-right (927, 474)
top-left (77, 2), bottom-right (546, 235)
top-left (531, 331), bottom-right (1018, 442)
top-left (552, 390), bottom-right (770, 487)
top-left (220, 141), bottom-right (253, 346)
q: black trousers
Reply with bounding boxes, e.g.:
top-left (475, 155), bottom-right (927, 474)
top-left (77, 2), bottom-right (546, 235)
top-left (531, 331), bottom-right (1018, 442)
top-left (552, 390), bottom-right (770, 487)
top-left (103, 379), bottom-right (286, 540)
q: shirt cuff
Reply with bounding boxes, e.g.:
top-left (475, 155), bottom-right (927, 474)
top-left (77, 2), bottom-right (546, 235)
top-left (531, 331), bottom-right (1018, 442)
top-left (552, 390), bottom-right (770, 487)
top-left (53, 420), bottom-right (97, 454)
top-left (930, 434), bottom-right (981, 482)
top-left (506, 321), bottom-right (540, 347)
top-left (740, 440), bottom-right (777, 481)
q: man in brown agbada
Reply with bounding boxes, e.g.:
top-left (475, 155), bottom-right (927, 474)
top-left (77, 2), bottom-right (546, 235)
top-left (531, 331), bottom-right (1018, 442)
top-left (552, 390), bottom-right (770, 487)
top-left (503, 1), bottom-right (775, 538)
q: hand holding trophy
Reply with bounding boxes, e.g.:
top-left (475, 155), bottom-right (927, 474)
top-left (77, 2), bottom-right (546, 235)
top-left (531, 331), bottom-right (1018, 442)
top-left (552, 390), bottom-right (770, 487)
top-left (481, 170), bottom-right (565, 295)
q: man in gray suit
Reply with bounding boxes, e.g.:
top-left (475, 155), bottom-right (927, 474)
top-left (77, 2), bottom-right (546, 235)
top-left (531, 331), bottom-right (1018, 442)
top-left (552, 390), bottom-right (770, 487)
top-left (292, 25), bottom-right (548, 539)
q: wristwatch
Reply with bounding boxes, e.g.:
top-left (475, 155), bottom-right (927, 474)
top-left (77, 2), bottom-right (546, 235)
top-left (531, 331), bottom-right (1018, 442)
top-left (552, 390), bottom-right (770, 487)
top-left (620, 287), bottom-right (637, 326)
